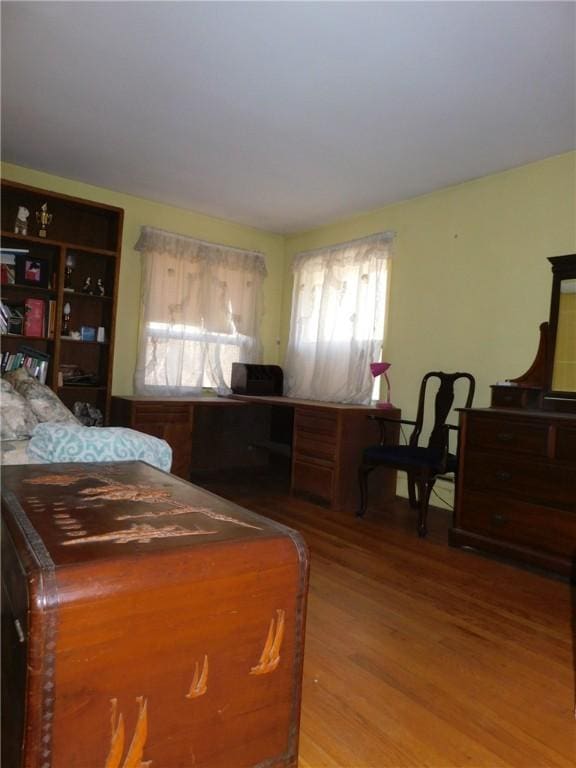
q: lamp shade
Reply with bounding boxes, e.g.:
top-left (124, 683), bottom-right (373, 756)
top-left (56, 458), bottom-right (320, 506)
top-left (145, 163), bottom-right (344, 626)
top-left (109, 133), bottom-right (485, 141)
top-left (370, 361), bottom-right (391, 378)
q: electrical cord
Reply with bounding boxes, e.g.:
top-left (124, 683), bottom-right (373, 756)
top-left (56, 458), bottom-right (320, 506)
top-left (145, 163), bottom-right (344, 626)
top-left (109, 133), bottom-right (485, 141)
top-left (431, 485), bottom-right (453, 510)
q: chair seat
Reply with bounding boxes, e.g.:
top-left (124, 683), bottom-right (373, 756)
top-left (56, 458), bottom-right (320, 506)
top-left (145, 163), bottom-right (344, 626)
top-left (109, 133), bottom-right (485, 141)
top-left (363, 444), bottom-right (457, 474)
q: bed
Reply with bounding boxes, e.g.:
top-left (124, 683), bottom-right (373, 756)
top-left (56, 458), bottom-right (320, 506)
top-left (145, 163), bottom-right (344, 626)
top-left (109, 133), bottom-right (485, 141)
top-left (1, 369), bottom-right (171, 471)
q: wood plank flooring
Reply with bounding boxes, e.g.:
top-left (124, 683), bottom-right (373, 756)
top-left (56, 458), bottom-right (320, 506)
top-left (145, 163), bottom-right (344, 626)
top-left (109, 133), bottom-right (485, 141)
top-left (195, 470), bottom-right (575, 768)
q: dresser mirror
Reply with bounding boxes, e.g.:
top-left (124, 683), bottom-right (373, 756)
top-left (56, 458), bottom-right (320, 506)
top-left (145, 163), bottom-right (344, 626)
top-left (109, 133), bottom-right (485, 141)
top-left (545, 254), bottom-right (576, 409)
top-left (490, 253), bottom-right (576, 412)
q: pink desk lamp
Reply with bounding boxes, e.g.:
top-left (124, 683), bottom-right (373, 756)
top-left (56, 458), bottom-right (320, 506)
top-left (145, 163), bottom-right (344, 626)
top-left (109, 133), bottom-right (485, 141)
top-left (370, 361), bottom-right (395, 409)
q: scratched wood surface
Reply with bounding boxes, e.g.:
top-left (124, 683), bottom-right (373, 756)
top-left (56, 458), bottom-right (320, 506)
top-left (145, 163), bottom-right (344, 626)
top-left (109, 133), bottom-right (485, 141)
top-left (1, 462), bottom-right (309, 768)
top-left (200, 468), bottom-right (576, 768)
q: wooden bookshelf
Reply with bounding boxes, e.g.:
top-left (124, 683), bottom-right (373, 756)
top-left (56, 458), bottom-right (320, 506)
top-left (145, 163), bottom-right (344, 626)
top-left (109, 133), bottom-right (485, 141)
top-left (1, 180), bottom-right (123, 423)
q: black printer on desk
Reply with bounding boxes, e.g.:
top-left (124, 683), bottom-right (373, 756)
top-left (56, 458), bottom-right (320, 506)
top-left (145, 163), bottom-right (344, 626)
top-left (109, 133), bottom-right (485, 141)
top-left (231, 363), bottom-right (283, 396)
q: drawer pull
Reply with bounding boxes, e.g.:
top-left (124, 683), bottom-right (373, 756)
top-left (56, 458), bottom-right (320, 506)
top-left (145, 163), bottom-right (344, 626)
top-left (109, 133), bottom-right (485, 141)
top-left (495, 471), bottom-right (511, 482)
top-left (496, 432), bottom-right (514, 443)
top-left (492, 512), bottom-right (507, 526)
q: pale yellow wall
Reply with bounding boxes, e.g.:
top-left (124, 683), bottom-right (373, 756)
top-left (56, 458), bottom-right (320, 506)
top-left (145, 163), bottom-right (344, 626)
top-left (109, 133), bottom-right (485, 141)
top-left (4, 152), bottom-right (575, 485)
top-left (1, 162), bottom-right (286, 395)
top-left (285, 152), bottom-right (576, 407)
top-left (284, 152), bottom-right (576, 500)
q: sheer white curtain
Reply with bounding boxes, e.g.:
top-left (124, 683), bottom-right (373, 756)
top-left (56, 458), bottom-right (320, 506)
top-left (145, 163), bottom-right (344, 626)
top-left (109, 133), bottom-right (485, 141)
top-left (134, 227), bottom-right (267, 396)
top-left (284, 232), bottom-right (394, 404)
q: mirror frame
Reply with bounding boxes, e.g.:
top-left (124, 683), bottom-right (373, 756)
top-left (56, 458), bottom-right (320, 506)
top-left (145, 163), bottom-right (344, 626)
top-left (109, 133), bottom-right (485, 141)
top-left (544, 253), bottom-right (576, 412)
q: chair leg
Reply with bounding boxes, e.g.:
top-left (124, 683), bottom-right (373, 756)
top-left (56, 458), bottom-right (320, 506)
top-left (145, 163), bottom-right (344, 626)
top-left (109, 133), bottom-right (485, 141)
top-left (416, 475), bottom-right (435, 537)
top-left (357, 464), bottom-right (374, 518)
top-left (407, 473), bottom-right (418, 509)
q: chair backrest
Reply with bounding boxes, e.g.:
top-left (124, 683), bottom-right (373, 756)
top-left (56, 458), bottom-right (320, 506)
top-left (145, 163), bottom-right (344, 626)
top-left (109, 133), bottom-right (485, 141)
top-left (409, 371), bottom-right (475, 453)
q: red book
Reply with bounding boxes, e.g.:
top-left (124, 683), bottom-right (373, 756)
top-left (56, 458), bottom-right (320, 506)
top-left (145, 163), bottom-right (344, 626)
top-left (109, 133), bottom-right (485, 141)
top-left (23, 298), bottom-right (45, 337)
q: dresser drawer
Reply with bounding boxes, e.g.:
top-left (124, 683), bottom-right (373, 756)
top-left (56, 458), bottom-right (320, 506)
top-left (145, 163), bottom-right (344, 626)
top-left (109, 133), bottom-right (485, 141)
top-left (556, 426), bottom-right (576, 461)
top-left (294, 408), bottom-right (338, 439)
top-left (463, 451), bottom-right (576, 511)
top-left (490, 386), bottom-right (541, 410)
top-left (459, 490), bottom-right (576, 556)
top-left (466, 414), bottom-right (549, 457)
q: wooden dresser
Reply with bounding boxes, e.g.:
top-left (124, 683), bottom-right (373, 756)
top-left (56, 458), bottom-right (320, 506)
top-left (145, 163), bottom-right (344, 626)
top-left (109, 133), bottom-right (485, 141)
top-left (450, 255), bottom-right (576, 577)
top-left (450, 408), bottom-right (576, 576)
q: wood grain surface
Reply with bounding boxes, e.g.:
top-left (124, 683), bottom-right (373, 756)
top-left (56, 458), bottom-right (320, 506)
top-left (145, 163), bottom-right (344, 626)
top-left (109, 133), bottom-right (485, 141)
top-left (200, 469), bottom-right (576, 768)
top-left (2, 462), bottom-right (309, 768)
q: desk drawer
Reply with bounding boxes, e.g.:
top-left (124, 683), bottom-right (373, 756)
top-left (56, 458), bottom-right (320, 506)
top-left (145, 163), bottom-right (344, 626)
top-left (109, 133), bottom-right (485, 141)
top-left (466, 414), bottom-right (548, 457)
top-left (459, 490), bottom-right (576, 556)
top-left (133, 404), bottom-right (191, 425)
top-left (293, 433), bottom-right (336, 463)
top-left (292, 459), bottom-right (334, 504)
top-left (463, 451), bottom-right (576, 510)
top-left (294, 408), bottom-right (338, 439)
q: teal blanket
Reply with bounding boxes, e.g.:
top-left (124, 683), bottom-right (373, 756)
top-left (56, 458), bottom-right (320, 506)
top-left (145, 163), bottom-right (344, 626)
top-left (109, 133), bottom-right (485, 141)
top-left (29, 423), bottom-right (172, 472)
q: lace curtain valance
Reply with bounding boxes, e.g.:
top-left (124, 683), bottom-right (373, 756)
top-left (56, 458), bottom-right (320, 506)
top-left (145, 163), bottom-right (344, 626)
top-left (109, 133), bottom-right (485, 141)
top-left (134, 227), bottom-right (268, 276)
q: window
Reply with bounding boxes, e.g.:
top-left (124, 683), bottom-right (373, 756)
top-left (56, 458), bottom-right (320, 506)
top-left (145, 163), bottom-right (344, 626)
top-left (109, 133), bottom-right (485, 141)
top-left (134, 227), bottom-right (266, 395)
top-left (284, 232), bottom-right (393, 404)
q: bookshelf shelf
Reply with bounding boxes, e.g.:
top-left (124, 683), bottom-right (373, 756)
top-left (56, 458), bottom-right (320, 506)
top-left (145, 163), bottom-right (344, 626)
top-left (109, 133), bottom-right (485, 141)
top-left (1, 180), bottom-right (123, 423)
top-left (2, 284), bottom-right (57, 296)
top-left (62, 292), bottom-right (113, 302)
top-left (59, 338), bottom-right (110, 347)
top-left (1, 229), bottom-right (118, 257)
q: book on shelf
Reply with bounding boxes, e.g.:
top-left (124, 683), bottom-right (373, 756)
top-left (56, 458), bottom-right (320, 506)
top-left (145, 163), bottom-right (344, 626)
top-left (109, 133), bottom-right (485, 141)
top-left (0, 249), bottom-right (22, 285)
top-left (1, 344), bottom-right (50, 384)
top-left (24, 297), bottom-right (46, 337)
top-left (1, 263), bottom-right (16, 285)
top-left (0, 300), bottom-right (25, 335)
top-left (0, 300), bottom-right (12, 334)
top-left (47, 299), bottom-right (56, 338)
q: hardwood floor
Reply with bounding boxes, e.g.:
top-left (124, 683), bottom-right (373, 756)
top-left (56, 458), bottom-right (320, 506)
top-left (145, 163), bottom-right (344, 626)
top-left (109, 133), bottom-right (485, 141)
top-left (195, 469), bottom-right (575, 768)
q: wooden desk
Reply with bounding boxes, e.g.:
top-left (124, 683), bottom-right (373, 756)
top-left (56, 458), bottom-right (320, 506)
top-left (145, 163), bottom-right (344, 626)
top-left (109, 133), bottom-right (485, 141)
top-left (111, 395), bottom-right (401, 513)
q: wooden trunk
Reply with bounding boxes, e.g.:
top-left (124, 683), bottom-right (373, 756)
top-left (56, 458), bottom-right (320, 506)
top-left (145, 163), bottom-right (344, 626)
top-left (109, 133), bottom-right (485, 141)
top-left (1, 461), bottom-right (309, 768)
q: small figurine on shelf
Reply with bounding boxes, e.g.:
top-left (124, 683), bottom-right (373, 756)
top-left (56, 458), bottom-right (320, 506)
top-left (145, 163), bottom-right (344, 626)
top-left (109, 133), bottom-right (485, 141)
top-left (81, 276), bottom-right (94, 295)
top-left (64, 253), bottom-right (75, 291)
top-left (36, 203), bottom-right (53, 238)
top-left (14, 206), bottom-right (30, 235)
top-left (62, 302), bottom-right (71, 336)
top-left (96, 277), bottom-right (105, 296)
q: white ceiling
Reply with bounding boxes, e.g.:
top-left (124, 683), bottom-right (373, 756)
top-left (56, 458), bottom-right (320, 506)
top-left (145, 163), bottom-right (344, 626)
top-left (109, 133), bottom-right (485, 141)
top-left (2, 2), bottom-right (575, 234)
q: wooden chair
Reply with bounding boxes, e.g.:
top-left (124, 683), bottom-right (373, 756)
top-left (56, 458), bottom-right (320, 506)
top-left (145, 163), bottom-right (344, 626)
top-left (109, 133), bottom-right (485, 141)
top-left (358, 371), bottom-right (475, 536)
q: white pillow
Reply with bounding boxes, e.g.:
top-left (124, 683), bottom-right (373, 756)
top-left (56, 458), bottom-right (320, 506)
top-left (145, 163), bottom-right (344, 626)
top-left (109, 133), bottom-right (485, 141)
top-left (0, 378), bottom-right (40, 439)
top-left (3, 367), bottom-right (79, 425)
